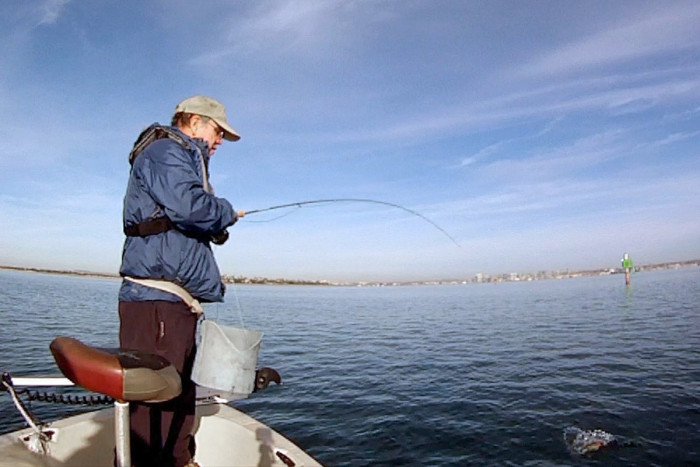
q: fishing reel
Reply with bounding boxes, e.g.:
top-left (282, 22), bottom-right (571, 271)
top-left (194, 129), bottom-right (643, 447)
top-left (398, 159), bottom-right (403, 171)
top-left (210, 230), bottom-right (229, 245)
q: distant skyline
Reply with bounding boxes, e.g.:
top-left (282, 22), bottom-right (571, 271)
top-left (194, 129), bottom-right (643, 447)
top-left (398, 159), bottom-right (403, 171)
top-left (1, 1), bottom-right (699, 282)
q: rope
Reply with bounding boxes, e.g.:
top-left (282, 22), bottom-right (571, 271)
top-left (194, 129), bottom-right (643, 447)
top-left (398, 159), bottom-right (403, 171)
top-left (2, 374), bottom-right (111, 455)
top-left (2, 377), bottom-right (44, 434)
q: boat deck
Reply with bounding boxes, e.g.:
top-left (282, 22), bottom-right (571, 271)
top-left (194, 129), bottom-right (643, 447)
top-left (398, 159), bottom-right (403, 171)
top-left (0, 403), bottom-right (321, 466)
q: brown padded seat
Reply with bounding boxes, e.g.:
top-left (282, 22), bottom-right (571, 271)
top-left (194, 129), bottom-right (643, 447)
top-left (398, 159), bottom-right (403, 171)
top-left (50, 337), bottom-right (181, 403)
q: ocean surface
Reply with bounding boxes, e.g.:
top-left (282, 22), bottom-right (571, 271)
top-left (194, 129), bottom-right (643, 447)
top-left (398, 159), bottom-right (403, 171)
top-left (0, 267), bottom-right (698, 466)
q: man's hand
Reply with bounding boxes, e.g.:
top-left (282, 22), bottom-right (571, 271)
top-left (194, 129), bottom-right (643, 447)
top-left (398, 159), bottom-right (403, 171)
top-left (237, 210), bottom-right (246, 218)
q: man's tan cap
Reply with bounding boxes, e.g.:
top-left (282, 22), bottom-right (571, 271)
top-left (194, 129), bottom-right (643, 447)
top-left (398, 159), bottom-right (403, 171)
top-left (174, 95), bottom-right (241, 141)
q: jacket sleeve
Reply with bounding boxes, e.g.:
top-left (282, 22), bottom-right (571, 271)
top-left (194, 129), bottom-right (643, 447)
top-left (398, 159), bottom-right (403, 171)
top-left (139, 139), bottom-right (236, 235)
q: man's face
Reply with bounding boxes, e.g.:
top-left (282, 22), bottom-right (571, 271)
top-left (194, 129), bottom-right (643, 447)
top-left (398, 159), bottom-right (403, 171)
top-left (192, 116), bottom-right (224, 155)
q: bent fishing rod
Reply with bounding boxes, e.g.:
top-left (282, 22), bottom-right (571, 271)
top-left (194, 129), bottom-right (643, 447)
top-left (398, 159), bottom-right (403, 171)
top-left (242, 198), bottom-right (461, 248)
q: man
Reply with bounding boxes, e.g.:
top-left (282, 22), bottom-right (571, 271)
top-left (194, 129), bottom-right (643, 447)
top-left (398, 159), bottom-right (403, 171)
top-left (119, 95), bottom-right (243, 466)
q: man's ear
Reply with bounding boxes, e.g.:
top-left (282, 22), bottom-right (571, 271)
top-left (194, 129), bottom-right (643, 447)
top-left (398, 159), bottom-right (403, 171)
top-left (189, 114), bottom-right (202, 129)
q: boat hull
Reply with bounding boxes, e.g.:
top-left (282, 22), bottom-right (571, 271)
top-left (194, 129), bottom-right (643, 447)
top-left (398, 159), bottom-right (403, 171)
top-left (0, 403), bottom-right (321, 466)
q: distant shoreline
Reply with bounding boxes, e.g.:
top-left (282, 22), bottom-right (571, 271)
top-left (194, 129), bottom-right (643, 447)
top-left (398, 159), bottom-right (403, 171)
top-left (1, 259), bottom-right (699, 287)
top-left (0, 265), bottom-right (120, 280)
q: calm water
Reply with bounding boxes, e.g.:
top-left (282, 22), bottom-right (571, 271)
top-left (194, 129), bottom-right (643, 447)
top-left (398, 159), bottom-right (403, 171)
top-left (0, 268), bottom-right (698, 466)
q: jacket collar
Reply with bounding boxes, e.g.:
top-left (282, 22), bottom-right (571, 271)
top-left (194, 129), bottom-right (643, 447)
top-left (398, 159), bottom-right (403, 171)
top-left (170, 126), bottom-right (211, 159)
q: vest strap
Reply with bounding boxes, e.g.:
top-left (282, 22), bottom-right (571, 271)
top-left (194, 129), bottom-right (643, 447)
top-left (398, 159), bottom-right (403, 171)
top-left (123, 216), bottom-right (174, 237)
top-left (123, 276), bottom-right (203, 314)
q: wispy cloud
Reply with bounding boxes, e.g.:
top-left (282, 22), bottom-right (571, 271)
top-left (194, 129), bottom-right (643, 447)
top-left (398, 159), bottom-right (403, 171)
top-left (37, 0), bottom-right (70, 25)
top-left (649, 130), bottom-right (700, 147)
top-left (425, 171), bottom-right (700, 228)
top-left (190, 1), bottom-right (364, 65)
top-left (458, 117), bottom-right (565, 169)
top-left (518, 2), bottom-right (700, 77)
top-left (233, 2), bottom-right (339, 44)
top-left (479, 130), bottom-right (628, 179)
top-left (321, 67), bottom-right (700, 147)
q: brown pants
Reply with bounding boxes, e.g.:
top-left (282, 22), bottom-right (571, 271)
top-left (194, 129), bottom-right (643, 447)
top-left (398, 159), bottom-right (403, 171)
top-left (119, 301), bottom-right (199, 467)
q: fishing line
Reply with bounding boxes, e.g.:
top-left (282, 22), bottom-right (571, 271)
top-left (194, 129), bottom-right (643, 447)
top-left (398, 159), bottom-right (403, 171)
top-left (244, 206), bottom-right (301, 223)
top-left (229, 279), bottom-right (247, 329)
top-left (244, 198), bottom-right (461, 248)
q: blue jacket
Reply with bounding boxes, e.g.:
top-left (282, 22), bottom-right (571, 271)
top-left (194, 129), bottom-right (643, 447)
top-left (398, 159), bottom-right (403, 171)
top-left (119, 125), bottom-right (237, 303)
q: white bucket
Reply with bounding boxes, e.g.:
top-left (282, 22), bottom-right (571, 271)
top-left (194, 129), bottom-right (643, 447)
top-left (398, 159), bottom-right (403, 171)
top-left (191, 320), bottom-right (263, 396)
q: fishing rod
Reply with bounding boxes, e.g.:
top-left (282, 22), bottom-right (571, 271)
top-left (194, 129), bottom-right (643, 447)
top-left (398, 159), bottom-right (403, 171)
top-left (244, 198), bottom-right (461, 248)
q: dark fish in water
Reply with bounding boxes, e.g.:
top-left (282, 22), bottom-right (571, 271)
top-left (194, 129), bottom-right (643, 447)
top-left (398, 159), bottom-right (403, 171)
top-left (564, 426), bottom-right (618, 455)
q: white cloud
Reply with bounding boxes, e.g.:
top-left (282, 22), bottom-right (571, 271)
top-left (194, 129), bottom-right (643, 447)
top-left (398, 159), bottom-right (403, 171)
top-left (37, 0), bottom-right (70, 26)
top-left (518, 2), bottom-right (700, 77)
top-left (649, 130), bottom-right (700, 147)
top-left (426, 169), bottom-right (700, 225)
top-left (479, 130), bottom-right (628, 179)
top-left (190, 1), bottom-right (366, 65)
top-left (326, 69), bottom-right (700, 147)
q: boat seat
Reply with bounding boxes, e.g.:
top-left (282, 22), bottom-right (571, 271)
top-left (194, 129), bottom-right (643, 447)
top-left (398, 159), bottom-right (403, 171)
top-left (49, 337), bottom-right (181, 403)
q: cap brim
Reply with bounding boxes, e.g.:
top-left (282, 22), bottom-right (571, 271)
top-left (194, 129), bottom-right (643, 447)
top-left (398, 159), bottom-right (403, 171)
top-left (212, 118), bottom-right (241, 141)
top-left (223, 132), bottom-right (240, 142)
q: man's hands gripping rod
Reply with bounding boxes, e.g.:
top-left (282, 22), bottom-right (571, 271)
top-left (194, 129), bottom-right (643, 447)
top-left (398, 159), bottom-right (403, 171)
top-left (210, 210), bottom-right (245, 245)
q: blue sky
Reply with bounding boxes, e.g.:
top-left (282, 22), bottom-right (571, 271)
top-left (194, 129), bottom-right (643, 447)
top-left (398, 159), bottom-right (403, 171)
top-left (1, 1), bottom-right (699, 282)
